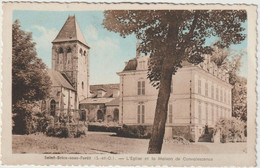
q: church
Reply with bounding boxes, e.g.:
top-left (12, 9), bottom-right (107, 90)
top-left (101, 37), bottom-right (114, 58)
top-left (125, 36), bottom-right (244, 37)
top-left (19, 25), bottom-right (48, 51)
top-left (41, 15), bottom-right (90, 117)
top-left (42, 15), bottom-right (120, 122)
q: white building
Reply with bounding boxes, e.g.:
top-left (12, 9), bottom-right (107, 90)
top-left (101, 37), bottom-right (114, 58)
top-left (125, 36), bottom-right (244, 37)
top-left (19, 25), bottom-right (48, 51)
top-left (117, 50), bottom-right (232, 142)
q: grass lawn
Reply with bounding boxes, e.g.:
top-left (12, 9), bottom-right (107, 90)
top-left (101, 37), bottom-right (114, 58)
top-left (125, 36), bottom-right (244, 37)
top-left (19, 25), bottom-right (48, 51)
top-left (12, 132), bottom-right (246, 154)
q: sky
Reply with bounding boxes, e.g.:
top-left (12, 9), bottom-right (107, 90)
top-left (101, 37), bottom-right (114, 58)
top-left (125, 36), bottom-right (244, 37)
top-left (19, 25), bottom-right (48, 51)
top-left (13, 10), bottom-right (248, 84)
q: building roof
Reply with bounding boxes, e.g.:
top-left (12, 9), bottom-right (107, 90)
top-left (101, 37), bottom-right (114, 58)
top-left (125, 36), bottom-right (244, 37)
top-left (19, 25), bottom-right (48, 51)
top-left (105, 97), bottom-right (120, 106)
top-left (80, 97), bottom-right (116, 104)
top-left (47, 69), bottom-right (75, 91)
top-left (52, 15), bottom-right (89, 47)
top-left (89, 84), bottom-right (119, 98)
top-left (123, 58), bottom-right (137, 71)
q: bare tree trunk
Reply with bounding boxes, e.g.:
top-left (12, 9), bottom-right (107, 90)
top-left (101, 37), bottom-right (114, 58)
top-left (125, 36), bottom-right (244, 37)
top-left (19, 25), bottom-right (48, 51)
top-left (147, 59), bottom-right (174, 154)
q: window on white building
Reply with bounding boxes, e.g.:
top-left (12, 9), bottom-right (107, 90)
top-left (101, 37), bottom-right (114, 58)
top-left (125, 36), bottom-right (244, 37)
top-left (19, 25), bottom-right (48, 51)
top-left (137, 103), bottom-right (145, 124)
top-left (224, 90), bottom-right (227, 103)
top-left (168, 104), bottom-right (173, 124)
top-left (198, 79), bottom-right (201, 94)
top-left (228, 92), bottom-right (231, 105)
top-left (170, 80), bottom-right (173, 93)
top-left (205, 82), bottom-right (208, 97)
top-left (205, 103), bottom-right (208, 124)
top-left (198, 102), bottom-right (202, 124)
top-left (138, 81), bottom-right (145, 95)
top-left (216, 106), bottom-right (219, 120)
top-left (216, 87), bottom-right (219, 101)
top-left (220, 88), bottom-right (223, 102)
top-left (211, 85), bottom-right (214, 99)
top-left (139, 61), bottom-right (146, 69)
top-left (212, 104), bottom-right (214, 124)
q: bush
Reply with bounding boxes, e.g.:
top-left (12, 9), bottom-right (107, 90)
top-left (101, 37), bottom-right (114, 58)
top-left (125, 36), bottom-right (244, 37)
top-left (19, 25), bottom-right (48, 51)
top-left (34, 113), bottom-right (54, 133)
top-left (214, 118), bottom-right (246, 143)
top-left (88, 124), bottom-right (120, 132)
top-left (12, 103), bottom-right (39, 134)
top-left (116, 125), bottom-right (152, 139)
top-left (46, 124), bottom-right (87, 138)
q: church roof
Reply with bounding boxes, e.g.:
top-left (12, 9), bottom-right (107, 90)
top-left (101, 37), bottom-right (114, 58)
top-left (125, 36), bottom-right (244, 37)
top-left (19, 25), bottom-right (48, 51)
top-left (52, 15), bottom-right (89, 48)
top-left (47, 69), bottom-right (75, 91)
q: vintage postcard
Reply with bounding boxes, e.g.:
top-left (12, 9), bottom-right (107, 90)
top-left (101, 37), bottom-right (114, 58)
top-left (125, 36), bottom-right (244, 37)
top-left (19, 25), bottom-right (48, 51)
top-left (1, 2), bottom-right (258, 167)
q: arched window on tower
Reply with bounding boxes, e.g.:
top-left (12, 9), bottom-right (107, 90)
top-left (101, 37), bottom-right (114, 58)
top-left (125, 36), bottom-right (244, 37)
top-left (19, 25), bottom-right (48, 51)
top-left (67, 47), bottom-right (72, 53)
top-left (50, 99), bottom-right (56, 116)
top-left (79, 48), bottom-right (83, 56)
top-left (67, 47), bottom-right (72, 64)
top-left (83, 51), bottom-right (87, 63)
top-left (58, 48), bottom-right (64, 64)
top-left (59, 48), bottom-right (64, 53)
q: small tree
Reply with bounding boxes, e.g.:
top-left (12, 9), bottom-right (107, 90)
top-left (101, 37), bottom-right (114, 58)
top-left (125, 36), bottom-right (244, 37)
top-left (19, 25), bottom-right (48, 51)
top-left (12, 20), bottom-right (51, 134)
top-left (215, 118), bottom-right (246, 143)
top-left (103, 10), bottom-right (247, 153)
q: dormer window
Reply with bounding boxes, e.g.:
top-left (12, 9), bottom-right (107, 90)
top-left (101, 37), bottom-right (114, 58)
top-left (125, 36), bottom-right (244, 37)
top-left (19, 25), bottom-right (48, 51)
top-left (139, 61), bottom-right (146, 70)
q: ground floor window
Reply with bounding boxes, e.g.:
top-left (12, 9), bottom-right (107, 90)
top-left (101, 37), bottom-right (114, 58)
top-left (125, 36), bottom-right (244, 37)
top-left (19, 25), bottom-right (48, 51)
top-left (137, 104), bottom-right (145, 124)
top-left (50, 99), bottom-right (56, 116)
top-left (97, 110), bottom-right (104, 121)
top-left (113, 108), bottom-right (119, 121)
top-left (198, 102), bottom-right (202, 124)
top-left (168, 104), bottom-right (173, 124)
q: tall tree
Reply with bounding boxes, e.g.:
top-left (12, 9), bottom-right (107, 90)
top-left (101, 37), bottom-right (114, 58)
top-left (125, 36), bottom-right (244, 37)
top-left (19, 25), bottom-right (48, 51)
top-left (211, 47), bottom-right (247, 122)
top-left (12, 20), bottom-right (51, 134)
top-left (103, 10), bottom-right (247, 153)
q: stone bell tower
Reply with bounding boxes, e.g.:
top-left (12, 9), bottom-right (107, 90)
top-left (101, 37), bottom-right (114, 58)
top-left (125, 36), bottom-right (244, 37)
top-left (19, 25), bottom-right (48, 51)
top-left (52, 15), bottom-right (90, 102)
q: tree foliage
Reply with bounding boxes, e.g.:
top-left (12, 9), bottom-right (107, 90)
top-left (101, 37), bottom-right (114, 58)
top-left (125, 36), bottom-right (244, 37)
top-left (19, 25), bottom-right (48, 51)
top-left (12, 20), bottom-right (51, 134)
top-left (103, 10), bottom-right (247, 87)
top-left (211, 47), bottom-right (247, 122)
top-left (103, 10), bottom-right (247, 153)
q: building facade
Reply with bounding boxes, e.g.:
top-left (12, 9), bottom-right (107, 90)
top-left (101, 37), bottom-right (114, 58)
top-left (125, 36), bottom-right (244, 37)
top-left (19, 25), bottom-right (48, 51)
top-left (118, 52), bottom-right (232, 142)
top-left (41, 70), bottom-right (77, 117)
top-left (43, 15), bottom-right (90, 119)
top-left (52, 15), bottom-right (90, 104)
top-left (79, 84), bottom-right (120, 123)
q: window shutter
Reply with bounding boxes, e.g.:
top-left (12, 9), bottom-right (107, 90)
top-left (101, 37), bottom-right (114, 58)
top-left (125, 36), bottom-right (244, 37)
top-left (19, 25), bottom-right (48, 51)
top-left (169, 104), bottom-right (173, 124)
top-left (142, 81), bottom-right (145, 95)
top-left (138, 81), bottom-right (141, 95)
top-left (142, 105), bottom-right (145, 123)
top-left (137, 105), bottom-right (140, 123)
top-left (198, 80), bottom-right (201, 94)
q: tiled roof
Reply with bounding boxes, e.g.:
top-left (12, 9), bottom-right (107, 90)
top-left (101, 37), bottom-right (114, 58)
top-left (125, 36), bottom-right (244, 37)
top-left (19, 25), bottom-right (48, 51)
top-left (123, 58), bottom-right (137, 71)
top-left (80, 97), bottom-right (116, 104)
top-left (105, 97), bottom-right (120, 106)
top-left (89, 84), bottom-right (119, 98)
top-left (47, 69), bottom-right (75, 91)
top-left (52, 15), bottom-right (89, 47)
